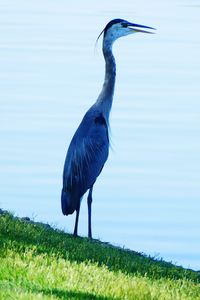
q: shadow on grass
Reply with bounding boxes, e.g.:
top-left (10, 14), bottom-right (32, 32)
top-left (0, 211), bottom-right (199, 282)
top-left (38, 287), bottom-right (115, 300)
top-left (0, 279), bottom-right (116, 300)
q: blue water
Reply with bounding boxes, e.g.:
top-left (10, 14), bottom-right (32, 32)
top-left (0, 1), bottom-right (200, 270)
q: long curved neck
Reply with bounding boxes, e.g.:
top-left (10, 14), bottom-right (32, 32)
top-left (95, 38), bottom-right (116, 121)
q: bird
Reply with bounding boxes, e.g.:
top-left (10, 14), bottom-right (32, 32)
top-left (61, 18), bottom-right (155, 238)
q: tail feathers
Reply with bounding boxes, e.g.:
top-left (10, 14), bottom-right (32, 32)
top-left (61, 189), bottom-right (76, 215)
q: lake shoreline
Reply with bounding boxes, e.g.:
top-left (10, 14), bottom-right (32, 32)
top-left (0, 209), bottom-right (200, 299)
top-left (0, 207), bottom-right (199, 275)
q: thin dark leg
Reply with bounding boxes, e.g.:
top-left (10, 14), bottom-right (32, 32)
top-left (87, 186), bottom-right (93, 239)
top-left (73, 201), bottom-right (80, 237)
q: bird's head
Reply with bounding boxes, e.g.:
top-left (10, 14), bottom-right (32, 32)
top-left (97, 18), bottom-right (156, 46)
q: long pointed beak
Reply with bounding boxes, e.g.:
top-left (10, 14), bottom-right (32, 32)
top-left (128, 22), bottom-right (156, 34)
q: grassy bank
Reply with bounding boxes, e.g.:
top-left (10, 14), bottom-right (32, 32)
top-left (0, 211), bottom-right (199, 299)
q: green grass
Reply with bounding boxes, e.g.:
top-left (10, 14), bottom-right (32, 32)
top-left (0, 211), bottom-right (199, 299)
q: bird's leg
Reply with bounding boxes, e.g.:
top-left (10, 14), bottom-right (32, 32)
top-left (87, 186), bottom-right (93, 239)
top-left (73, 201), bottom-right (80, 237)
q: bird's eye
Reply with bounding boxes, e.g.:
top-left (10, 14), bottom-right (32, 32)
top-left (122, 23), bottom-right (128, 28)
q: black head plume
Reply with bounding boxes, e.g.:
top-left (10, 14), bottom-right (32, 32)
top-left (96, 18), bottom-right (125, 43)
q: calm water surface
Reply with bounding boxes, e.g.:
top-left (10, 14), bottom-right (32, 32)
top-left (0, 0), bottom-right (200, 270)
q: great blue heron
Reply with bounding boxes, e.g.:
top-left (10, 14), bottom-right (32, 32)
top-left (61, 18), bottom-right (155, 238)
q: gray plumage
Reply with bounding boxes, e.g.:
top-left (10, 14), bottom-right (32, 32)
top-left (61, 18), bottom-right (155, 238)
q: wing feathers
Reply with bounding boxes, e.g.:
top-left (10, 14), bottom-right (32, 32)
top-left (62, 112), bottom-right (109, 214)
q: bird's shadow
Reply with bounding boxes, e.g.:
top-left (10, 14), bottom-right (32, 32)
top-left (36, 287), bottom-right (115, 300)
